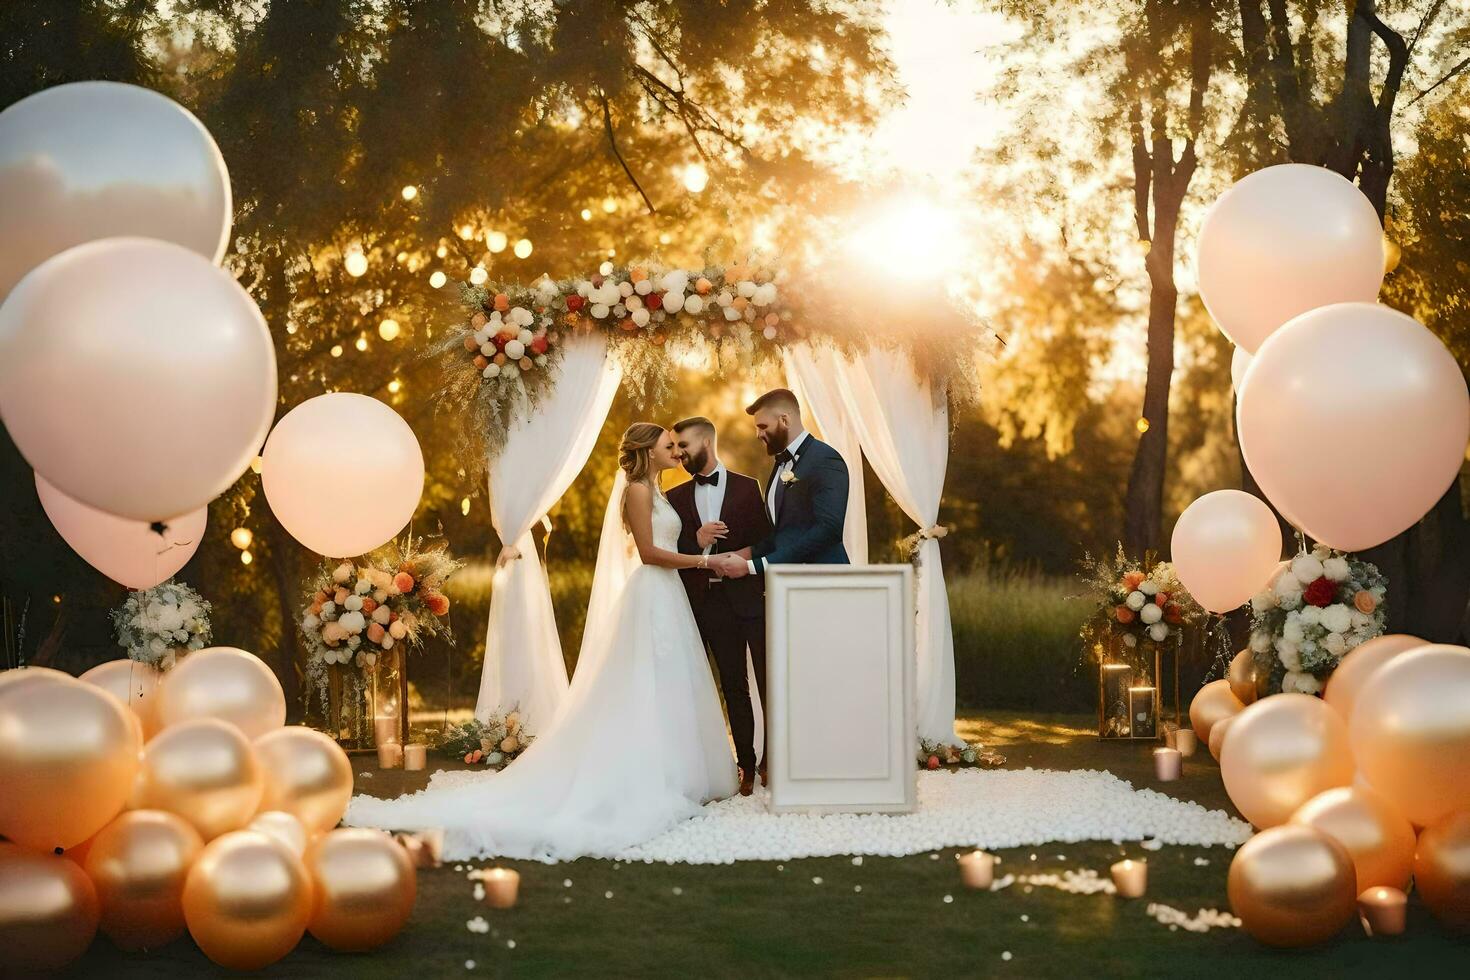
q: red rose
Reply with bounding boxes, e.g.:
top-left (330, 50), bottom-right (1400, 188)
top-left (529, 336), bottom-right (549, 355)
top-left (1304, 576), bottom-right (1337, 608)
top-left (926, 756), bottom-right (940, 770)
top-left (645, 292), bottom-right (663, 311)
top-left (1164, 603), bottom-right (1183, 624)
top-left (566, 295), bottom-right (585, 312)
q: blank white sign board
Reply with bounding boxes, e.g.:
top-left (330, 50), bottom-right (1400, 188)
top-left (766, 564), bottom-right (916, 813)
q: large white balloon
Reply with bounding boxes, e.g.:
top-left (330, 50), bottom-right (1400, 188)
top-left (36, 474), bottom-right (206, 589)
top-left (261, 394), bottom-right (424, 557)
top-left (1171, 490), bottom-right (1282, 614)
top-left (1197, 165), bottom-right (1384, 354)
top-left (1238, 303), bottom-right (1469, 552)
top-left (0, 81), bottom-right (231, 301)
top-left (0, 238), bottom-right (277, 520)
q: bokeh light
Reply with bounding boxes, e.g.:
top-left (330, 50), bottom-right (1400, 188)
top-left (379, 318), bottom-right (401, 341)
top-left (487, 230), bottom-right (508, 253)
top-left (430, 270), bottom-right (448, 288)
top-left (344, 250), bottom-right (369, 277)
top-left (513, 238), bottom-right (533, 259)
top-left (401, 185), bottom-right (418, 201)
top-left (682, 163), bottom-right (709, 193)
top-left (230, 527), bottom-right (253, 550)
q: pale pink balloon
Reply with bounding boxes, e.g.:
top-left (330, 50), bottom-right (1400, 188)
top-left (1170, 489), bottom-right (1282, 613)
top-left (1229, 347), bottom-right (1252, 393)
top-left (36, 474), bottom-right (206, 589)
top-left (1323, 634), bottom-right (1425, 725)
top-left (1197, 165), bottom-right (1384, 354)
top-left (1238, 303), bottom-right (1469, 552)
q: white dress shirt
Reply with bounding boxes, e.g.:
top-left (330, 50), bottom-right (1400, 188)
top-left (693, 461), bottom-right (727, 555)
top-left (750, 429), bottom-right (810, 574)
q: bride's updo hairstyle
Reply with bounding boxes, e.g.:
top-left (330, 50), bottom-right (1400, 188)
top-left (618, 422), bottom-right (666, 484)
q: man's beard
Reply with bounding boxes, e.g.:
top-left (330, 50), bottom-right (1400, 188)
top-left (682, 446), bottom-right (710, 474)
top-left (762, 420), bottom-right (790, 456)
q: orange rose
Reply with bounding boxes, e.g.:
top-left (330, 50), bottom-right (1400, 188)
top-left (367, 622), bottom-right (386, 644)
top-left (765, 312), bottom-right (780, 327)
top-left (463, 335), bottom-right (480, 352)
top-left (695, 277), bottom-right (712, 295)
top-left (393, 571), bottom-right (415, 594)
top-left (1155, 591), bottom-right (1170, 606)
top-left (473, 354), bottom-right (489, 370)
top-left (470, 312), bottom-right (488, 329)
top-left (1354, 590), bottom-right (1377, 614)
top-left (334, 587), bottom-right (350, 604)
top-left (493, 293), bottom-right (510, 312)
top-left (493, 353), bottom-right (507, 366)
top-left (1115, 605), bottom-right (1136, 624)
top-left (519, 356), bottom-right (533, 371)
top-left (1123, 571), bottom-right (1145, 590)
top-left (732, 296), bottom-right (749, 312)
top-left (361, 597), bottom-right (377, 614)
top-left (629, 267), bottom-right (647, 283)
top-left (422, 591), bottom-right (451, 617)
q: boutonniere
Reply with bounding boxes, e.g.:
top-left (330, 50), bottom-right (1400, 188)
top-left (779, 469), bottom-right (799, 485)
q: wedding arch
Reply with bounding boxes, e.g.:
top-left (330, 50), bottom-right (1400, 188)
top-left (428, 256), bottom-right (992, 745)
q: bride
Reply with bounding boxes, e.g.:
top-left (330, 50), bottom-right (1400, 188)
top-left (344, 422), bottom-right (738, 861)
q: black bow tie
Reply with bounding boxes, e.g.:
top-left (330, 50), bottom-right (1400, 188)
top-left (774, 448), bottom-right (794, 465)
top-left (693, 471), bottom-right (720, 486)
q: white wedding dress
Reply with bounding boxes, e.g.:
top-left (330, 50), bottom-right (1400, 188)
top-left (344, 482), bottom-right (737, 862)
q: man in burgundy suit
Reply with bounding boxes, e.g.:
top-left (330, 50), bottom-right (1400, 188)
top-left (668, 416), bottom-right (773, 796)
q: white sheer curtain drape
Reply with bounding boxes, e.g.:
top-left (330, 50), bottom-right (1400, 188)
top-left (475, 334), bottom-right (622, 730)
top-left (783, 343), bottom-right (868, 563)
top-left (835, 349), bottom-right (960, 745)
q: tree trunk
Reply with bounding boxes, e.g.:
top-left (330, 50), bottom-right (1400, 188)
top-left (1122, 257), bottom-right (1178, 557)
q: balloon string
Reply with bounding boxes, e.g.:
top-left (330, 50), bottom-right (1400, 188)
top-left (1203, 613), bottom-right (1233, 682)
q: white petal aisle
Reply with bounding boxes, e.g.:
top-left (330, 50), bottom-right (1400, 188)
top-left (418, 767), bottom-right (1251, 864)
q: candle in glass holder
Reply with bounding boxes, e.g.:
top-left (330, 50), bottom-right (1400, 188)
top-left (403, 742), bottom-right (427, 771)
top-left (1153, 746), bottom-right (1182, 781)
top-left (1174, 729), bottom-right (1198, 758)
top-left (1357, 886), bottom-right (1407, 937)
top-left (482, 868), bottom-right (520, 909)
top-left (374, 716), bottom-right (399, 747)
top-left (958, 850), bottom-right (995, 890)
top-left (1111, 859), bottom-right (1147, 898)
top-left (377, 741), bottom-right (403, 769)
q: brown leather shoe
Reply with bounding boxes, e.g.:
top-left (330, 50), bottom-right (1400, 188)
top-left (757, 763), bottom-right (768, 787)
top-left (738, 767), bottom-right (755, 797)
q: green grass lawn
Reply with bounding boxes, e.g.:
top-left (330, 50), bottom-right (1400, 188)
top-left (73, 712), bottom-right (1467, 978)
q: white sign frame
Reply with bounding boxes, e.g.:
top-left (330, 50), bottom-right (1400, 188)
top-left (765, 564), bottom-right (916, 814)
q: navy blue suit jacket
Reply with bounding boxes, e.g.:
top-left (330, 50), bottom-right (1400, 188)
top-left (751, 435), bottom-right (850, 573)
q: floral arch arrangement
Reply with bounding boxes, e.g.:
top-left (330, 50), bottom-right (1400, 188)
top-left (429, 255), bottom-right (994, 466)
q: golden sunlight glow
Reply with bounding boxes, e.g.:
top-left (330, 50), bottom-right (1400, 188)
top-left (487, 230), bottom-right (508, 253)
top-left (379, 318), bottom-right (401, 341)
top-left (401, 185), bottom-right (418, 201)
top-left (514, 238), bottom-right (533, 259)
top-left (843, 193), bottom-right (962, 281)
top-left (457, 224), bottom-right (474, 239)
top-left (230, 527), bottom-right (253, 550)
top-left (682, 163), bottom-right (709, 193)
top-left (429, 270), bottom-right (448, 288)
top-left (344, 250), bottom-right (369, 277)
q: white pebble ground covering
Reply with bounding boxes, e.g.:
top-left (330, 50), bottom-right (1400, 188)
top-left (416, 767), bottom-right (1251, 864)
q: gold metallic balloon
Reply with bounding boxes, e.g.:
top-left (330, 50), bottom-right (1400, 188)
top-left (1323, 633), bottom-right (1424, 724)
top-left (1289, 785), bottom-right (1415, 893)
top-left (254, 727), bottom-right (354, 835)
top-left (249, 810), bottom-right (310, 857)
top-left (157, 646), bottom-right (286, 738)
top-left (1414, 810), bottom-right (1470, 932)
top-left (0, 667), bottom-right (141, 850)
top-left (1220, 693), bottom-right (1354, 828)
top-left (305, 828), bottom-right (417, 951)
top-left (136, 718), bottom-right (263, 841)
top-left (0, 841), bottom-right (101, 972)
top-left (1189, 679), bottom-right (1244, 743)
top-left (1349, 644), bottom-right (1470, 827)
top-left (80, 658), bottom-right (164, 739)
top-left (1228, 824), bottom-right (1357, 947)
top-left (1227, 650), bottom-right (1258, 706)
top-left (1208, 713), bottom-right (1237, 760)
top-left (182, 830), bottom-right (312, 971)
top-left (84, 809), bottom-right (203, 951)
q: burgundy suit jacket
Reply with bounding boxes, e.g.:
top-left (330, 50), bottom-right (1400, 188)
top-left (667, 469), bottom-right (772, 620)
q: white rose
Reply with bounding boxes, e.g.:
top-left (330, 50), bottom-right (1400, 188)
top-left (1323, 632), bottom-right (1347, 656)
top-left (663, 292), bottom-right (685, 313)
top-left (1284, 670), bottom-right (1322, 695)
top-left (517, 328), bottom-right (533, 345)
top-left (148, 637), bottom-right (166, 655)
top-left (1283, 618), bottom-right (1305, 643)
top-left (722, 305), bottom-right (740, 321)
top-left (347, 634), bottom-right (361, 649)
top-left (480, 341), bottom-right (496, 356)
top-left (634, 279), bottom-right (653, 295)
top-left (372, 605), bottom-right (392, 625)
top-left (683, 295), bottom-right (705, 315)
top-left (338, 611), bottom-right (366, 633)
top-left (373, 589), bottom-right (388, 603)
top-left (1291, 554), bottom-right (1325, 584)
top-left (1278, 640), bottom-right (1302, 671)
top-left (1322, 557), bottom-right (1351, 582)
top-left (612, 303), bottom-right (627, 317)
top-left (631, 308), bottom-right (650, 327)
top-left (716, 290), bottom-right (733, 306)
top-left (381, 635), bottom-right (395, 650)
top-left (577, 281), bottom-right (591, 297)
top-left (1350, 610), bottom-right (1371, 629)
top-left (1250, 591), bottom-right (1276, 614)
top-left (320, 600), bottom-right (337, 618)
top-left (1321, 604), bottom-right (1353, 634)
top-left (617, 280), bottom-right (634, 298)
top-left (332, 562), bottom-right (353, 584)
top-left (504, 339), bottom-right (526, 360)
top-left (1148, 623), bottom-right (1168, 642)
top-left (1139, 581), bottom-right (1159, 596)
top-left (1126, 591), bottom-right (1146, 611)
top-left (483, 363), bottom-right (501, 379)
top-left (1140, 603), bottom-right (1163, 625)
top-left (1123, 634), bottom-right (1138, 648)
top-left (1298, 606), bottom-right (1322, 626)
top-left (1278, 589), bottom-right (1303, 611)
top-left (302, 613), bottom-right (320, 631)
top-left (590, 303), bottom-right (610, 319)
top-left (355, 578), bottom-right (372, 595)
top-left (179, 601), bottom-right (200, 621)
top-left (1250, 631), bottom-right (1273, 654)
top-left (737, 280), bottom-right (757, 298)
top-left (389, 620), bottom-right (408, 640)
top-left (344, 594), bottom-right (363, 612)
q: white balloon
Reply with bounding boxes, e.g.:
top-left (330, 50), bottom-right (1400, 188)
top-left (1238, 302), bottom-right (1469, 552)
top-left (0, 81), bottom-right (231, 300)
top-left (1197, 165), bottom-right (1384, 354)
top-left (1229, 347), bottom-right (1252, 393)
top-left (0, 238), bottom-right (277, 520)
top-left (35, 474), bottom-right (206, 589)
top-left (261, 394), bottom-right (424, 557)
top-left (1171, 489), bottom-right (1282, 614)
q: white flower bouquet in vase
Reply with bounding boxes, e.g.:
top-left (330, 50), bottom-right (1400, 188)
top-left (111, 581), bottom-right (212, 670)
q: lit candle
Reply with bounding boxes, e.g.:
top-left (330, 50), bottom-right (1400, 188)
top-left (482, 868), bottom-right (521, 909)
top-left (377, 741), bottom-right (403, 769)
top-left (1174, 729), bottom-right (1198, 758)
top-left (1111, 859), bottom-right (1147, 898)
top-left (1153, 747), bottom-right (1182, 781)
top-left (1357, 886), bottom-right (1407, 937)
top-left (374, 716), bottom-right (398, 747)
top-left (403, 742), bottom-right (427, 771)
top-left (958, 850), bottom-right (996, 890)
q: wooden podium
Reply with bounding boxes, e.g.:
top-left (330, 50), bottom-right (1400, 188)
top-left (765, 564), bottom-right (916, 814)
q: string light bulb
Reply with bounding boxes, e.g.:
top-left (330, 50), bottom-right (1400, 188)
top-left (240, 550), bottom-right (253, 565)
top-left (461, 497), bottom-right (471, 516)
top-left (344, 250), bottom-right (369, 277)
top-left (379, 318), bottom-right (401, 341)
top-left (469, 266), bottom-right (488, 285)
top-left (388, 379), bottom-right (402, 394)
top-left (401, 185), bottom-right (418, 201)
top-left (331, 344), bottom-right (343, 358)
top-left (487, 231), bottom-right (508, 253)
top-left (355, 336), bottom-right (368, 352)
top-left (230, 528), bottom-right (253, 550)
top-left (430, 270), bottom-right (447, 288)
top-left (513, 238), bottom-right (533, 259)
top-left (580, 208), bottom-right (593, 221)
